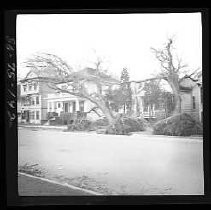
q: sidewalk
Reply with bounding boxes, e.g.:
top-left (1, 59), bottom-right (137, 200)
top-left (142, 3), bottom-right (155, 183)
top-left (18, 124), bottom-right (66, 130)
top-left (18, 173), bottom-right (101, 196)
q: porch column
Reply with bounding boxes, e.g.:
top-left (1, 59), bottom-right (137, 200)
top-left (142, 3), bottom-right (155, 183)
top-left (152, 104), bottom-right (155, 117)
top-left (76, 99), bottom-right (80, 112)
top-left (69, 102), bottom-right (73, 113)
top-left (47, 102), bottom-right (49, 112)
top-left (140, 97), bottom-right (144, 114)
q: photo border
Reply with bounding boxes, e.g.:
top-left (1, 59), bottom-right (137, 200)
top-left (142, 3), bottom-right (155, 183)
top-left (3, 8), bottom-right (210, 205)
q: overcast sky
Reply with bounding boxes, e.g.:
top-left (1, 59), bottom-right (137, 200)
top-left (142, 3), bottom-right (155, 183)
top-left (17, 13), bottom-right (202, 81)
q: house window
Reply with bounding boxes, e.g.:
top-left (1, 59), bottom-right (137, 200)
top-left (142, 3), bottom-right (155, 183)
top-left (192, 96), bottom-right (196, 109)
top-left (25, 97), bottom-right (30, 106)
top-left (31, 97), bottom-right (35, 105)
top-left (30, 111), bottom-right (35, 120)
top-left (79, 101), bottom-right (84, 112)
top-left (58, 103), bottom-right (61, 108)
top-left (72, 101), bottom-right (76, 112)
top-left (54, 102), bottom-right (57, 110)
top-left (36, 96), bottom-right (39, 105)
top-left (28, 97), bottom-right (32, 106)
top-left (21, 111), bottom-right (25, 119)
top-left (36, 111), bottom-right (39, 120)
top-left (34, 83), bottom-right (38, 90)
top-left (29, 84), bottom-right (32, 91)
top-left (23, 85), bottom-right (27, 92)
top-left (64, 102), bottom-right (69, 113)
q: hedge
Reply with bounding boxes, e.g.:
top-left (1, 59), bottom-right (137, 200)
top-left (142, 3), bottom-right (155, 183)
top-left (105, 117), bottom-right (148, 135)
top-left (153, 113), bottom-right (203, 136)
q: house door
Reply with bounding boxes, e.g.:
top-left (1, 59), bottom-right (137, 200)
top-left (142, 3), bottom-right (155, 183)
top-left (24, 110), bottom-right (30, 122)
top-left (64, 102), bottom-right (69, 113)
top-left (72, 101), bottom-right (76, 113)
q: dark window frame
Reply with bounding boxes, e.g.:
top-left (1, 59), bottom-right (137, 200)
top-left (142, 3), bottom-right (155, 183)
top-left (192, 96), bottom-right (196, 109)
top-left (29, 84), bottom-right (32, 91)
top-left (36, 111), bottom-right (39, 120)
top-left (72, 101), bottom-right (76, 112)
top-left (31, 97), bottom-right (35, 105)
top-left (23, 85), bottom-right (27, 92)
top-left (64, 102), bottom-right (69, 113)
top-left (30, 111), bottom-right (35, 120)
top-left (36, 96), bottom-right (39, 105)
top-left (34, 82), bottom-right (38, 90)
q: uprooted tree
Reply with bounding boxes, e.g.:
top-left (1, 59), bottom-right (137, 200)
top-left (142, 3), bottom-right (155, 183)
top-left (151, 38), bottom-right (188, 114)
top-left (25, 53), bottom-right (120, 126)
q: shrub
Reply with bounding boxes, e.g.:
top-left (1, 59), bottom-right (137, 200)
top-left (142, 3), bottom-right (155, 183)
top-left (90, 118), bottom-right (109, 129)
top-left (105, 120), bottom-right (130, 135)
top-left (64, 116), bottom-right (149, 134)
top-left (47, 112), bottom-right (58, 120)
top-left (66, 119), bottom-right (92, 131)
top-left (105, 117), bottom-right (148, 135)
top-left (153, 113), bottom-right (203, 136)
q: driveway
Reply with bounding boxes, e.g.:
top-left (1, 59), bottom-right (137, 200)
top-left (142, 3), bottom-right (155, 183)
top-left (18, 127), bottom-right (204, 195)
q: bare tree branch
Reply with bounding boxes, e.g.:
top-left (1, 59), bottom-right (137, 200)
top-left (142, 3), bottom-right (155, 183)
top-left (151, 38), bottom-right (187, 114)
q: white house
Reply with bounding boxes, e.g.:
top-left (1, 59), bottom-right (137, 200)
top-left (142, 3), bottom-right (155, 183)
top-left (19, 69), bottom-right (57, 124)
top-left (179, 71), bottom-right (203, 122)
top-left (45, 68), bottom-right (119, 124)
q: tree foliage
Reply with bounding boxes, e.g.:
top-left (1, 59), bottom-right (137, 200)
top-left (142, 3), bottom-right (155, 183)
top-left (142, 80), bottom-right (175, 116)
top-left (120, 68), bottom-right (132, 113)
top-left (142, 80), bottom-right (163, 109)
top-left (104, 68), bottom-right (132, 114)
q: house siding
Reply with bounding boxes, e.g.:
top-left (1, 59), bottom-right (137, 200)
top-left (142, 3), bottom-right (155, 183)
top-left (180, 77), bottom-right (202, 122)
top-left (181, 92), bottom-right (193, 114)
top-left (19, 73), bottom-right (57, 124)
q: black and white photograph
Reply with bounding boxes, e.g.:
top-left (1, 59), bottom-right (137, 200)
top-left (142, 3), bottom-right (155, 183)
top-left (14, 12), bottom-right (205, 197)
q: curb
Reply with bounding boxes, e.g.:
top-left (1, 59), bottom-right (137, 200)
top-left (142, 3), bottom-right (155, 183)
top-left (18, 172), bottom-right (103, 196)
top-left (18, 125), bottom-right (65, 130)
top-left (131, 134), bottom-right (203, 143)
top-left (18, 126), bottom-right (203, 140)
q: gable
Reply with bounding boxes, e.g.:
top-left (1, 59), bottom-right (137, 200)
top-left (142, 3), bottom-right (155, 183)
top-left (25, 71), bottom-right (39, 80)
top-left (180, 77), bottom-right (195, 87)
top-left (179, 77), bottom-right (197, 90)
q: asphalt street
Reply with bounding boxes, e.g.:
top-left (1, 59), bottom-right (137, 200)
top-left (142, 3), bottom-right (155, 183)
top-left (18, 127), bottom-right (204, 195)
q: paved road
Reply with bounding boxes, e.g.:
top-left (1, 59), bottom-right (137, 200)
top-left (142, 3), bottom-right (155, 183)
top-left (18, 173), bottom-right (95, 196)
top-left (18, 127), bottom-right (204, 195)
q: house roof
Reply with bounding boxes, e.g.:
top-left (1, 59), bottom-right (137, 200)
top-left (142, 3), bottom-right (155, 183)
top-left (20, 67), bottom-right (65, 83)
top-left (179, 71), bottom-right (202, 91)
top-left (20, 67), bottom-right (120, 87)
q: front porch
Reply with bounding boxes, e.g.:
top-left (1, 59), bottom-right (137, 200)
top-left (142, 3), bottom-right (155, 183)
top-left (47, 111), bottom-right (87, 125)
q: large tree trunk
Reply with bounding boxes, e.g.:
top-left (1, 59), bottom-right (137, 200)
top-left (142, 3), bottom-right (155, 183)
top-left (168, 75), bottom-right (181, 115)
top-left (97, 100), bottom-right (116, 125)
top-left (103, 107), bottom-right (116, 125)
top-left (172, 91), bottom-right (181, 115)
